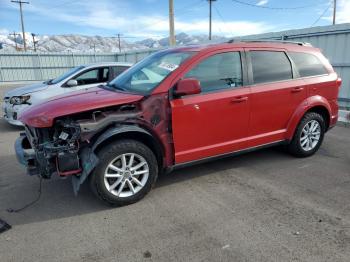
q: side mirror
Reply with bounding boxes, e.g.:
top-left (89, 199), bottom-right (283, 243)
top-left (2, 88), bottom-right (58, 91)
top-left (66, 79), bottom-right (78, 87)
top-left (174, 78), bottom-right (201, 97)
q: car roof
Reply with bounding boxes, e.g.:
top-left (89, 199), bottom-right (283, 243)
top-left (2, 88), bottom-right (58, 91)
top-left (83, 62), bottom-right (133, 68)
top-left (173, 41), bottom-right (319, 53)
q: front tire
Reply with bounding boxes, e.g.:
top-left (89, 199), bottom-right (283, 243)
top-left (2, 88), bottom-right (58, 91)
top-left (287, 112), bottom-right (326, 157)
top-left (90, 139), bottom-right (158, 206)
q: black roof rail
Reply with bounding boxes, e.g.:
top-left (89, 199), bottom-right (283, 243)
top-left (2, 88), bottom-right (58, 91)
top-left (227, 39), bottom-right (313, 47)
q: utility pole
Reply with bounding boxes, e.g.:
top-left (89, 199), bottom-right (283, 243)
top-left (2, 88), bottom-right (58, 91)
top-left (332, 0), bottom-right (336, 25)
top-left (208, 0), bottom-right (217, 40)
top-left (117, 33), bottom-right (122, 53)
top-left (9, 31), bottom-right (20, 50)
top-left (11, 0), bottom-right (29, 52)
top-left (169, 0), bottom-right (176, 46)
top-left (31, 33), bottom-right (37, 52)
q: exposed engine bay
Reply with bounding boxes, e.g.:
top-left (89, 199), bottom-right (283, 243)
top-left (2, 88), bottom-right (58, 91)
top-left (23, 119), bottom-right (82, 178)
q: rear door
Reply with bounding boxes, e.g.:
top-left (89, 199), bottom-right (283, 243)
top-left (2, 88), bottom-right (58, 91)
top-left (245, 48), bottom-right (308, 147)
top-left (288, 51), bottom-right (334, 98)
top-left (171, 49), bottom-right (251, 163)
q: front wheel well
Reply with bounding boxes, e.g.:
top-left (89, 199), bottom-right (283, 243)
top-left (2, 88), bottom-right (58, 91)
top-left (306, 106), bottom-right (330, 131)
top-left (93, 131), bottom-right (164, 170)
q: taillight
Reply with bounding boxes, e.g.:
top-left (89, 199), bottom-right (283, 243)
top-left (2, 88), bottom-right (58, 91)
top-left (336, 77), bottom-right (342, 88)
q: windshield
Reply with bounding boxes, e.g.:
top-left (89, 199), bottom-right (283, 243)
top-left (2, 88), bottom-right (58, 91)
top-left (49, 66), bottom-right (85, 85)
top-left (107, 50), bottom-right (195, 94)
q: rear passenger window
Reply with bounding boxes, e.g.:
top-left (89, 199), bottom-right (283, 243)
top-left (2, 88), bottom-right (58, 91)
top-left (185, 52), bottom-right (243, 93)
top-left (289, 52), bottom-right (328, 77)
top-left (250, 51), bottom-right (292, 84)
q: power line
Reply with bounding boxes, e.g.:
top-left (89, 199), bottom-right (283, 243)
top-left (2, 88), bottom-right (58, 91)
top-left (231, 0), bottom-right (316, 10)
top-left (176, 0), bottom-right (204, 13)
top-left (46, 0), bottom-right (80, 10)
top-left (213, 4), bottom-right (234, 36)
top-left (125, 0), bottom-right (205, 39)
top-left (311, 3), bottom-right (332, 27)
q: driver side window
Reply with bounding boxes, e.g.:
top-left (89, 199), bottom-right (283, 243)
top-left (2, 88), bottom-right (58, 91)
top-left (74, 68), bottom-right (100, 85)
top-left (185, 52), bottom-right (243, 93)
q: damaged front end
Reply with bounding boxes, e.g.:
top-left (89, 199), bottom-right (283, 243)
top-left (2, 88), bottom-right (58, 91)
top-left (15, 119), bottom-right (98, 194)
top-left (15, 93), bottom-right (173, 195)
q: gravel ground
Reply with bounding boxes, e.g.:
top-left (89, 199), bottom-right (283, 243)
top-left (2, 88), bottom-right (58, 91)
top-left (0, 85), bottom-right (349, 262)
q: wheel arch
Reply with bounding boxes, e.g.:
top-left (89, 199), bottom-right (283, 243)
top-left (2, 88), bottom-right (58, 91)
top-left (305, 106), bottom-right (330, 130)
top-left (286, 96), bottom-right (331, 140)
top-left (92, 125), bottom-right (165, 170)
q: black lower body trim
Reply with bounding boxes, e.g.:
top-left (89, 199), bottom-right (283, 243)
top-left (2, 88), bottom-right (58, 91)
top-left (166, 140), bottom-right (287, 173)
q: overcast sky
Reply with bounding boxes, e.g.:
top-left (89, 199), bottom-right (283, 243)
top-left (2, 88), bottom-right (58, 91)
top-left (0, 0), bottom-right (349, 40)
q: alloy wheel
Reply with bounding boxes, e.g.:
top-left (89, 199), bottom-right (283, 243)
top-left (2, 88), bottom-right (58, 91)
top-left (104, 153), bottom-right (149, 198)
top-left (300, 120), bottom-right (321, 151)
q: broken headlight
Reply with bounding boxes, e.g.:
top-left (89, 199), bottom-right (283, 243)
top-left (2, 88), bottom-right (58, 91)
top-left (10, 95), bottom-right (31, 105)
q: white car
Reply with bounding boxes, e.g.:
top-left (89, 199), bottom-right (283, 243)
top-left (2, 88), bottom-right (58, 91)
top-left (2, 62), bottom-right (132, 126)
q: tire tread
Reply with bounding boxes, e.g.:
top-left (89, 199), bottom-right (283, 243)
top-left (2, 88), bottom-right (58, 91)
top-left (287, 112), bottom-right (325, 157)
top-left (90, 139), bottom-right (158, 206)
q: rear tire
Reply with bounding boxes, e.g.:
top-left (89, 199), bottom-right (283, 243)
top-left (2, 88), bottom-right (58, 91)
top-left (90, 139), bottom-right (158, 206)
top-left (287, 112), bottom-right (325, 157)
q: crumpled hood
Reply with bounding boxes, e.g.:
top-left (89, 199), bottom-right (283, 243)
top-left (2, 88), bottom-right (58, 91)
top-left (5, 82), bottom-right (49, 97)
top-left (19, 86), bottom-right (144, 127)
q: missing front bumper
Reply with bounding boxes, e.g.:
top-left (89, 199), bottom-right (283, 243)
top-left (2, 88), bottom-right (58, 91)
top-left (14, 133), bottom-right (99, 194)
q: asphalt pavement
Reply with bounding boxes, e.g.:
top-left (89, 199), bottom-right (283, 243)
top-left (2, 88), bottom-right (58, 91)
top-left (0, 84), bottom-right (349, 262)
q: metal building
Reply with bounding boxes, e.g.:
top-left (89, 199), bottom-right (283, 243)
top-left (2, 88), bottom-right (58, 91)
top-left (236, 23), bottom-right (350, 109)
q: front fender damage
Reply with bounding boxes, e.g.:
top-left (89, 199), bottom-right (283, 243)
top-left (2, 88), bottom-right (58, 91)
top-left (18, 93), bottom-right (174, 195)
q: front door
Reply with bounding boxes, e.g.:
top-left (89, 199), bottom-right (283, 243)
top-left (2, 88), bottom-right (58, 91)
top-left (171, 51), bottom-right (251, 164)
top-left (67, 67), bottom-right (109, 91)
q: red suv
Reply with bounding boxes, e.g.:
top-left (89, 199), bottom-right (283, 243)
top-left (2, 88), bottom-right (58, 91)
top-left (15, 41), bottom-right (341, 206)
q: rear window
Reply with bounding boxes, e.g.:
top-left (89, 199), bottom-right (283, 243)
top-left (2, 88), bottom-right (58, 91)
top-left (250, 51), bottom-right (293, 84)
top-left (289, 52), bottom-right (328, 77)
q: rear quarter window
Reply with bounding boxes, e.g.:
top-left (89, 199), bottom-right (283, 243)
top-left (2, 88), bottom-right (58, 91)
top-left (289, 52), bottom-right (328, 77)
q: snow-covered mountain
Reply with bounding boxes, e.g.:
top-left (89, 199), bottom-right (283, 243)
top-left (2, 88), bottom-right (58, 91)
top-left (0, 32), bottom-right (147, 53)
top-left (136, 32), bottom-right (228, 48)
top-left (0, 32), bottom-right (229, 53)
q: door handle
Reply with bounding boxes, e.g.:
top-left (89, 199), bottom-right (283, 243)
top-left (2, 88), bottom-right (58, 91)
top-left (231, 96), bottom-right (248, 103)
top-left (291, 87), bottom-right (304, 93)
